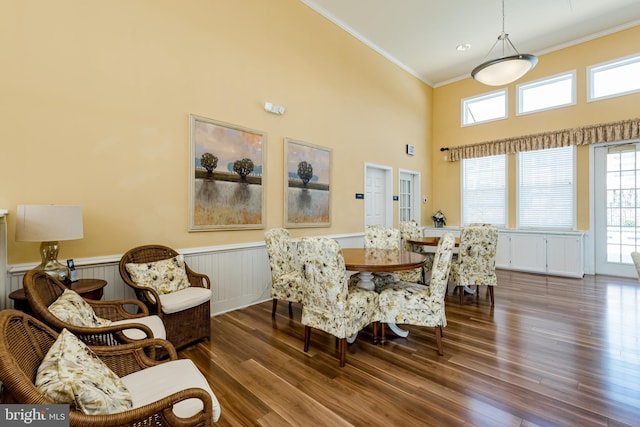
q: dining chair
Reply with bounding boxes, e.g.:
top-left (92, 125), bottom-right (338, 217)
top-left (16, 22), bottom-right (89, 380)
top-left (398, 220), bottom-right (434, 283)
top-left (378, 233), bottom-right (455, 355)
top-left (631, 252), bottom-right (640, 280)
top-left (358, 224), bottom-right (401, 289)
top-left (264, 228), bottom-right (304, 318)
top-left (119, 245), bottom-right (212, 350)
top-left (297, 236), bottom-right (379, 367)
top-left (22, 270), bottom-right (167, 350)
top-left (448, 224), bottom-right (499, 305)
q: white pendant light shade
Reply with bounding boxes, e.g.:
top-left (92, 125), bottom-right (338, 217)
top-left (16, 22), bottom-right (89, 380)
top-left (471, 0), bottom-right (538, 86)
top-left (471, 53), bottom-right (538, 86)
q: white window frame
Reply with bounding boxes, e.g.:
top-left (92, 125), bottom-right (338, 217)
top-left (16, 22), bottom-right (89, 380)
top-left (461, 89), bottom-right (508, 127)
top-left (516, 71), bottom-right (576, 115)
top-left (460, 154), bottom-right (507, 228)
top-left (588, 53), bottom-right (640, 102)
top-left (516, 146), bottom-right (576, 231)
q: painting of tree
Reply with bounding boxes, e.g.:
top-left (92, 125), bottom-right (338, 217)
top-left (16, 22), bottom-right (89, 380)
top-left (284, 138), bottom-right (331, 228)
top-left (189, 114), bottom-right (266, 231)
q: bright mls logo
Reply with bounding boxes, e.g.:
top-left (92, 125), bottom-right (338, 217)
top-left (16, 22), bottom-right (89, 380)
top-left (1, 404), bottom-right (68, 426)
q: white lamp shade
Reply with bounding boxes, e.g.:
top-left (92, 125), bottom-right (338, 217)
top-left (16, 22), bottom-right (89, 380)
top-left (16, 205), bottom-right (83, 242)
top-left (471, 54), bottom-right (538, 86)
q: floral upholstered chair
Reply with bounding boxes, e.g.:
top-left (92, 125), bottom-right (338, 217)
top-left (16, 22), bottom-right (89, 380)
top-left (297, 237), bottom-right (379, 367)
top-left (397, 220), bottom-right (434, 283)
top-left (632, 252), bottom-right (640, 280)
top-left (264, 228), bottom-right (304, 318)
top-left (352, 225), bottom-right (402, 290)
top-left (448, 224), bottom-right (499, 305)
top-left (377, 233), bottom-right (455, 355)
top-left (378, 233), bottom-right (455, 355)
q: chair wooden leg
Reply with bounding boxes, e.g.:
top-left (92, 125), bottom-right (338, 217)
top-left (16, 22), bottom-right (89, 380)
top-left (489, 286), bottom-right (495, 306)
top-left (372, 322), bottom-right (379, 344)
top-left (338, 338), bottom-right (347, 367)
top-left (271, 299), bottom-right (278, 318)
top-left (380, 323), bottom-right (386, 344)
top-left (303, 326), bottom-right (311, 352)
top-left (288, 301), bottom-right (293, 317)
top-left (435, 326), bottom-right (444, 356)
top-left (459, 286), bottom-right (464, 304)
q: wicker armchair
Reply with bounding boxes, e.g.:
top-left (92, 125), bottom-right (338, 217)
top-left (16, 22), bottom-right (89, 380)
top-left (23, 270), bottom-right (165, 348)
top-left (0, 309), bottom-right (219, 426)
top-left (119, 244), bottom-right (211, 350)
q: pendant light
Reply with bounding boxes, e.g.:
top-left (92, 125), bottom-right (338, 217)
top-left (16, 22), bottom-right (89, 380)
top-left (471, 0), bottom-right (538, 86)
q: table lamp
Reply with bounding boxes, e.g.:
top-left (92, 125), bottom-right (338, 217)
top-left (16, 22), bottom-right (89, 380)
top-left (15, 205), bottom-right (83, 283)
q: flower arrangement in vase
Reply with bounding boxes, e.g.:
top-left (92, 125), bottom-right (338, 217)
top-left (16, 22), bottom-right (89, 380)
top-left (432, 210), bottom-right (446, 228)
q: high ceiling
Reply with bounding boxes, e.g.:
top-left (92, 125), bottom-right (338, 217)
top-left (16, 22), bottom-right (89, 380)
top-left (300, 0), bottom-right (640, 87)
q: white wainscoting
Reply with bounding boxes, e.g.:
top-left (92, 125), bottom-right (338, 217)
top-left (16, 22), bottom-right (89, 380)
top-left (2, 233), bottom-right (364, 315)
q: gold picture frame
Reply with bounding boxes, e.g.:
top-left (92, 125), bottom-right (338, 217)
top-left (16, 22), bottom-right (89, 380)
top-left (189, 114), bottom-right (266, 231)
top-left (284, 138), bottom-right (331, 228)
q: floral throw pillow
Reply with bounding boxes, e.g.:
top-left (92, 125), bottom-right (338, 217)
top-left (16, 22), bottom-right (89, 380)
top-left (125, 255), bottom-right (191, 295)
top-left (48, 289), bottom-right (112, 327)
top-left (36, 329), bottom-right (133, 415)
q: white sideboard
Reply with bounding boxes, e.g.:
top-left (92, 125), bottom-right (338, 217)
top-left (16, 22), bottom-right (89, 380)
top-left (423, 226), bottom-right (584, 278)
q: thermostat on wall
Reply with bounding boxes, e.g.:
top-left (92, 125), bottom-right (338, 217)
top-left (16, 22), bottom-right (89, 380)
top-left (406, 144), bottom-right (415, 156)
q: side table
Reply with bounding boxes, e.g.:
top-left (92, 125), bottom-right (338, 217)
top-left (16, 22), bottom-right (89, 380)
top-left (9, 278), bottom-right (107, 315)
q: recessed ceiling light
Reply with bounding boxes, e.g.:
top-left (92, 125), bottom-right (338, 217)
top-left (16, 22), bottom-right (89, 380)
top-left (456, 43), bottom-right (471, 52)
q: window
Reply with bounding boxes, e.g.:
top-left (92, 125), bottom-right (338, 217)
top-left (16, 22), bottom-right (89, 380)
top-left (517, 71), bottom-right (576, 115)
top-left (517, 146), bottom-right (575, 229)
top-left (461, 89), bottom-right (507, 126)
top-left (588, 54), bottom-right (640, 101)
top-left (461, 154), bottom-right (506, 227)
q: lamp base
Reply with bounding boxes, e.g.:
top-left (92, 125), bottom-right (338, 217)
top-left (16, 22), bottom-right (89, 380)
top-left (36, 241), bottom-right (70, 284)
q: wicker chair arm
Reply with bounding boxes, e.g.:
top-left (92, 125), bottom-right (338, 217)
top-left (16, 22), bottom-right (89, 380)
top-left (88, 299), bottom-right (150, 320)
top-left (90, 338), bottom-right (178, 375)
top-left (69, 387), bottom-right (213, 427)
top-left (186, 265), bottom-right (211, 289)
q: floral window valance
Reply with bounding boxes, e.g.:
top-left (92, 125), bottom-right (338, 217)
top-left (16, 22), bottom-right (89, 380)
top-left (446, 118), bottom-right (640, 162)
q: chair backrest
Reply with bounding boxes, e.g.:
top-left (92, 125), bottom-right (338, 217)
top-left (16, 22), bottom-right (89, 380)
top-left (429, 233), bottom-right (456, 298)
top-left (297, 237), bottom-right (348, 317)
top-left (265, 228), bottom-right (299, 279)
top-left (632, 252), bottom-right (640, 279)
top-left (399, 220), bottom-right (422, 251)
top-left (458, 224), bottom-right (499, 278)
top-left (364, 225), bottom-right (400, 250)
top-left (0, 309), bottom-right (60, 405)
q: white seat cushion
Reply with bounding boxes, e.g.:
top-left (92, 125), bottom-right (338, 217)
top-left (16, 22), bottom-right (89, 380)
top-left (121, 358), bottom-right (221, 422)
top-left (111, 315), bottom-right (166, 340)
top-left (159, 287), bottom-right (211, 314)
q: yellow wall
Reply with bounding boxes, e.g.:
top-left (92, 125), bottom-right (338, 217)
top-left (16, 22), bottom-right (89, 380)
top-left (1, 0), bottom-right (433, 264)
top-left (432, 25), bottom-right (640, 230)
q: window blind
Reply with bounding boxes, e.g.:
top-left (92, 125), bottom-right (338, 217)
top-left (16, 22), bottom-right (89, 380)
top-left (462, 154), bottom-right (506, 227)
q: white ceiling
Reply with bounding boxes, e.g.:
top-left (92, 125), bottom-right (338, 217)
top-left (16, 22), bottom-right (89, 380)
top-left (300, 0), bottom-right (640, 87)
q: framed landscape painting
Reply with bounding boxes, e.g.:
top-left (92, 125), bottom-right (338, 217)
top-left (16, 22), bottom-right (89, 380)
top-left (189, 114), bottom-right (266, 231)
top-left (284, 138), bottom-right (331, 228)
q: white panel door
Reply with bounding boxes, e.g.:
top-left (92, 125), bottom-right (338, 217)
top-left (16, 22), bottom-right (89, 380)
top-left (365, 165), bottom-right (392, 227)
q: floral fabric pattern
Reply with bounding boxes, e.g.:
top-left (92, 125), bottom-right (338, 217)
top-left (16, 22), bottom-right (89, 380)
top-left (265, 228), bottom-right (304, 303)
top-left (449, 224), bottom-right (498, 288)
top-left (125, 255), bottom-right (191, 295)
top-left (48, 289), bottom-right (112, 328)
top-left (378, 233), bottom-right (455, 327)
top-left (298, 237), bottom-right (378, 339)
top-left (397, 220), bottom-right (434, 283)
top-left (362, 225), bottom-right (400, 289)
top-left (36, 329), bottom-right (133, 415)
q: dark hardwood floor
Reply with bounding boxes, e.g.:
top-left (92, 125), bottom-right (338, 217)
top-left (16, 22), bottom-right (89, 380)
top-left (182, 269), bottom-right (640, 426)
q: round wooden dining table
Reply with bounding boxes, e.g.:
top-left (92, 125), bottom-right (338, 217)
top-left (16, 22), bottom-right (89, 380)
top-left (342, 248), bottom-right (427, 339)
top-left (341, 248), bottom-right (427, 291)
